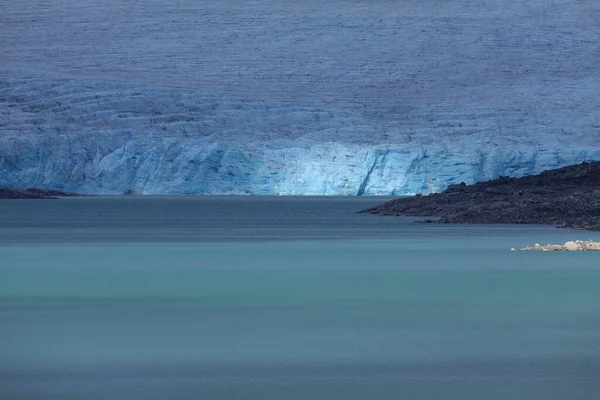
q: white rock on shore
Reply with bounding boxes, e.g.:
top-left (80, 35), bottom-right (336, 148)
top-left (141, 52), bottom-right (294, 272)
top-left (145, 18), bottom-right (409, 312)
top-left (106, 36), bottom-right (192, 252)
top-left (521, 240), bottom-right (600, 251)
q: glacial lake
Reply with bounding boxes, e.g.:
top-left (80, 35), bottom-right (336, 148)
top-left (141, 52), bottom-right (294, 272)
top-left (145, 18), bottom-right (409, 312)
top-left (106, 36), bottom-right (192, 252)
top-left (1, 196), bottom-right (600, 399)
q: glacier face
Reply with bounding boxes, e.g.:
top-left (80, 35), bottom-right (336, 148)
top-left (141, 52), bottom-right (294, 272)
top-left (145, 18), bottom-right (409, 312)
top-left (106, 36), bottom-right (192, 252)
top-left (2, 75), bottom-right (599, 195)
top-left (1, 0), bottom-right (599, 195)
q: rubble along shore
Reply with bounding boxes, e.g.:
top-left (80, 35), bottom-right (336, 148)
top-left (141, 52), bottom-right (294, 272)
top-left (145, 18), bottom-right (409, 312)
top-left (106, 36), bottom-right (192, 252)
top-left (521, 240), bottom-right (600, 251)
top-left (361, 161), bottom-right (600, 231)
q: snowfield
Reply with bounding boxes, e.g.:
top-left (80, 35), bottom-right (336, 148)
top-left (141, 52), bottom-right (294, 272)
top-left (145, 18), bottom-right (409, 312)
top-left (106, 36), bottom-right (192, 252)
top-left (1, 0), bottom-right (599, 194)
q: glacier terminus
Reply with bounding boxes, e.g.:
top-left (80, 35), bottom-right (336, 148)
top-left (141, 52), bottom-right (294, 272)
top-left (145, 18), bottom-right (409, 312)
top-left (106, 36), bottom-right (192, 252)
top-left (1, 0), bottom-right (599, 195)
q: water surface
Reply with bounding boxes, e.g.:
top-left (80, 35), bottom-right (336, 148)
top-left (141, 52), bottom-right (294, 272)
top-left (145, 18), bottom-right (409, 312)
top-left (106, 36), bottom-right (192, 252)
top-left (1, 197), bottom-right (599, 399)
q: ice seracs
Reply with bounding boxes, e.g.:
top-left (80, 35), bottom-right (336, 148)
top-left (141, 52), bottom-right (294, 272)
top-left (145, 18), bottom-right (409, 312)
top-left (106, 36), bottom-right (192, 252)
top-left (1, 74), bottom-right (599, 195)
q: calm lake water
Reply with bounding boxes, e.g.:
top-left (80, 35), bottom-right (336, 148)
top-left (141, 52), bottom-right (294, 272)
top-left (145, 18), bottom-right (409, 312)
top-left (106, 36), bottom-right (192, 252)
top-left (1, 196), bottom-right (600, 399)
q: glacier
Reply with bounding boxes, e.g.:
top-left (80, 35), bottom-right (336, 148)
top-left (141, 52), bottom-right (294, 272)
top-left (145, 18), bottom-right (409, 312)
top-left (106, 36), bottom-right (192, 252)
top-left (1, 0), bottom-right (599, 195)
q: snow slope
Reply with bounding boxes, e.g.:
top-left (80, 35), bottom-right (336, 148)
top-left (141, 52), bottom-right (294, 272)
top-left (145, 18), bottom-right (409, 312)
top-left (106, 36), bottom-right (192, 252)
top-left (1, 0), bottom-right (599, 194)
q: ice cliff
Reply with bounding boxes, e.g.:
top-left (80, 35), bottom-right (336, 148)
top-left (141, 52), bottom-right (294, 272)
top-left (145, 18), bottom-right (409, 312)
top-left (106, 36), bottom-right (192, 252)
top-left (1, 0), bottom-right (599, 195)
top-left (2, 74), bottom-right (599, 195)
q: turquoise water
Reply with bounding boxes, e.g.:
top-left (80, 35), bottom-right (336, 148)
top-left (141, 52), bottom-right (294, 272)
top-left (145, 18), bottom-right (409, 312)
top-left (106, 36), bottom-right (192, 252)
top-left (1, 197), bottom-right (600, 399)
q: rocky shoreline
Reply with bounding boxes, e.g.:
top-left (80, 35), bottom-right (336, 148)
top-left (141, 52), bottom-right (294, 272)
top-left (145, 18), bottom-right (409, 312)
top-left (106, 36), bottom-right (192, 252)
top-left (521, 240), bottom-right (600, 251)
top-left (361, 162), bottom-right (600, 231)
top-left (0, 188), bottom-right (82, 199)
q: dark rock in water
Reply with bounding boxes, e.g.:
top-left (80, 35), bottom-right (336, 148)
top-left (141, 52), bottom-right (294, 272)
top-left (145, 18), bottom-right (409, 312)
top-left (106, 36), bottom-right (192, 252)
top-left (0, 188), bottom-right (82, 199)
top-left (361, 162), bottom-right (600, 231)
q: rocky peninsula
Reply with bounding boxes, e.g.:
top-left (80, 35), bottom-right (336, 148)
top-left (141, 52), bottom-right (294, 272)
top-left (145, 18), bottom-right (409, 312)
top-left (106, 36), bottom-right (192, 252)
top-left (0, 188), bottom-right (82, 199)
top-left (362, 161), bottom-right (600, 231)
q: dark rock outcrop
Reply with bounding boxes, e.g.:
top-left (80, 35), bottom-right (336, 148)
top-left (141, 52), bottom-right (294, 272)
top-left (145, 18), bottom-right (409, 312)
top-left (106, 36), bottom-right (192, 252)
top-left (361, 162), bottom-right (600, 231)
top-left (0, 188), bottom-right (82, 199)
